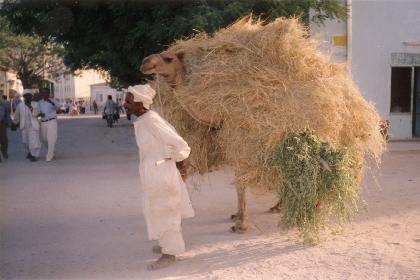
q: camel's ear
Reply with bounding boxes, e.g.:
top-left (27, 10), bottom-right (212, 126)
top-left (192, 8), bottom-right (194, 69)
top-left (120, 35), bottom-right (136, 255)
top-left (176, 51), bottom-right (185, 61)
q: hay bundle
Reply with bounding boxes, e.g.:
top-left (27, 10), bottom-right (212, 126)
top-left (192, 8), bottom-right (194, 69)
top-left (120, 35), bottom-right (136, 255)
top-left (150, 17), bottom-right (385, 238)
top-left (155, 16), bottom-right (384, 184)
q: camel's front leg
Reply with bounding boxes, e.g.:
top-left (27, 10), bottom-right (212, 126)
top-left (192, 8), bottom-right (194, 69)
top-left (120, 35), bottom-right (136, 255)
top-left (231, 186), bottom-right (249, 233)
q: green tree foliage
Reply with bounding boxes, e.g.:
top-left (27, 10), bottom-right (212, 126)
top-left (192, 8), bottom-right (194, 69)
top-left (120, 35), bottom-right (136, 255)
top-left (1, 0), bottom-right (346, 87)
top-left (0, 16), bottom-right (65, 89)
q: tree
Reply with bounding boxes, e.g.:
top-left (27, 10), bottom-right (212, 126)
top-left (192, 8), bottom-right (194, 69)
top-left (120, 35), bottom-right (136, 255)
top-left (0, 16), bottom-right (66, 89)
top-left (1, 0), bottom-right (346, 87)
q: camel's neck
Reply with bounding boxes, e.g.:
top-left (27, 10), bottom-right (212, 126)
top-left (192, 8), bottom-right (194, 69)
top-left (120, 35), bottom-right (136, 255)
top-left (159, 69), bottom-right (218, 128)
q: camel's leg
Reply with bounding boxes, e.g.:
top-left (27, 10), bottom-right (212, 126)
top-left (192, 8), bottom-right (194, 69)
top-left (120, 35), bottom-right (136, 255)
top-left (230, 189), bottom-right (243, 221)
top-left (231, 187), bottom-right (249, 233)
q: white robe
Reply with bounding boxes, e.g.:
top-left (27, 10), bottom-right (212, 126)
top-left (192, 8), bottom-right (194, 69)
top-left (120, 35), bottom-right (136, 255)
top-left (134, 110), bottom-right (194, 255)
top-left (13, 102), bottom-right (41, 157)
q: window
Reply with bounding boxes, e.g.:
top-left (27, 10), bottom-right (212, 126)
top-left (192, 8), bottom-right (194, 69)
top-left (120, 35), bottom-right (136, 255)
top-left (96, 93), bottom-right (103, 102)
top-left (390, 67), bottom-right (411, 113)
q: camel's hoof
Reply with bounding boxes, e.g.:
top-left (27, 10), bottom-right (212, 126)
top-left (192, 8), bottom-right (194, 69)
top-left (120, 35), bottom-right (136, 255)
top-left (231, 214), bottom-right (241, 221)
top-left (152, 245), bottom-right (162, 254)
top-left (231, 224), bottom-right (248, 233)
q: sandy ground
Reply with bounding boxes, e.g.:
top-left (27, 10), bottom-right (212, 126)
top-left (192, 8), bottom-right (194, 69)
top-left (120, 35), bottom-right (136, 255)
top-left (1, 115), bottom-right (419, 280)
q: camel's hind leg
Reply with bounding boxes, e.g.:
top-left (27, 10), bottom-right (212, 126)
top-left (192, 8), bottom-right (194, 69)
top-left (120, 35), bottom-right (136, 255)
top-left (231, 186), bottom-right (249, 233)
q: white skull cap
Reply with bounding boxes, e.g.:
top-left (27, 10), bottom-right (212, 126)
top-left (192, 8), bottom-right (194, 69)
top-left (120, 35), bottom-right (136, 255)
top-left (22, 89), bottom-right (33, 95)
top-left (127, 84), bottom-right (156, 109)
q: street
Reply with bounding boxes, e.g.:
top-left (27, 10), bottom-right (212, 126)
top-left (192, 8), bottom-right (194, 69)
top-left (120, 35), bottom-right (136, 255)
top-left (1, 115), bottom-right (420, 280)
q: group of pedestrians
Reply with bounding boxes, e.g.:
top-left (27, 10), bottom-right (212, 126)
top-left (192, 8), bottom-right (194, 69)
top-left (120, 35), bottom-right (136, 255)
top-left (0, 88), bottom-right (58, 163)
top-left (2, 84), bottom-right (194, 270)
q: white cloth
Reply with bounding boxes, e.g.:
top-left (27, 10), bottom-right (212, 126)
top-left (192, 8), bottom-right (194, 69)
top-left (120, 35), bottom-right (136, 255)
top-left (13, 102), bottom-right (41, 157)
top-left (128, 84), bottom-right (156, 109)
top-left (22, 89), bottom-right (33, 95)
top-left (41, 119), bottom-right (58, 161)
top-left (134, 110), bottom-right (194, 255)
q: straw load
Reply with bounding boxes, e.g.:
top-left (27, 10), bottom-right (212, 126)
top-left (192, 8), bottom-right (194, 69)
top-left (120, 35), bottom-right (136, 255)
top-left (146, 16), bottom-right (385, 241)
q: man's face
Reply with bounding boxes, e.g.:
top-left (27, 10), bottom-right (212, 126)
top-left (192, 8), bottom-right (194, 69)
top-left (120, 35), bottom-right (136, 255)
top-left (40, 90), bottom-right (50, 99)
top-left (124, 92), bottom-right (145, 117)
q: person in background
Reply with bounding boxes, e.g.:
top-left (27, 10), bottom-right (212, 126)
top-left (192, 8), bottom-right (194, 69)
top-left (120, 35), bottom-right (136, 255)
top-left (2, 95), bottom-right (11, 114)
top-left (0, 95), bottom-right (11, 162)
top-left (65, 101), bottom-right (70, 114)
top-left (12, 93), bottom-right (22, 113)
top-left (38, 88), bottom-right (59, 162)
top-left (92, 100), bottom-right (98, 115)
top-left (13, 89), bottom-right (41, 162)
top-left (124, 84), bottom-right (194, 270)
top-left (103, 95), bottom-right (115, 127)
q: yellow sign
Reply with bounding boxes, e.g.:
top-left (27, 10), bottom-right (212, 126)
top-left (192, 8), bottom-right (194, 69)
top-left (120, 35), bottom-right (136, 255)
top-left (333, 35), bottom-right (347, 46)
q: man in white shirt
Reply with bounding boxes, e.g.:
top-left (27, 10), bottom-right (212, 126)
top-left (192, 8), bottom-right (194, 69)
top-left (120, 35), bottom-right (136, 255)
top-left (13, 89), bottom-right (41, 161)
top-left (124, 84), bottom-right (195, 270)
top-left (38, 88), bottom-right (59, 162)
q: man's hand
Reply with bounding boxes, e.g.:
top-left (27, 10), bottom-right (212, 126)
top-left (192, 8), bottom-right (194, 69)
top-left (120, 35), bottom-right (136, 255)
top-left (176, 160), bottom-right (189, 181)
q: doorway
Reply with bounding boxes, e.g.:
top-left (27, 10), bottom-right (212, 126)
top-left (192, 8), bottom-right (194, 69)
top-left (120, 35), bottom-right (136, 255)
top-left (390, 66), bottom-right (420, 138)
top-left (414, 67), bottom-right (420, 137)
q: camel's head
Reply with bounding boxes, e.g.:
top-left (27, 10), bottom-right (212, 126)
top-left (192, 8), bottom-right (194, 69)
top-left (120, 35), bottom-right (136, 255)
top-left (140, 50), bottom-right (186, 86)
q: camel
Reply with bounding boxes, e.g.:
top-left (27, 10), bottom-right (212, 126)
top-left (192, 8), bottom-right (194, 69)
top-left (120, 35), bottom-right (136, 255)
top-left (138, 18), bottom-right (384, 236)
top-left (141, 50), bottom-right (275, 232)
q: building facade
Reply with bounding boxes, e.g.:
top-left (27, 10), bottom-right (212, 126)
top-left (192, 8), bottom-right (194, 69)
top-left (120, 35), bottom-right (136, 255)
top-left (310, 0), bottom-right (420, 140)
top-left (0, 69), bottom-right (23, 100)
top-left (90, 83), bottom-right (124, 108)
top-left (54, 69), bottom-right (106, 103)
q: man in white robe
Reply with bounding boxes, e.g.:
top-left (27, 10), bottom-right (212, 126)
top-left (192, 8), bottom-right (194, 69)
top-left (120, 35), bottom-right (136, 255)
top-left (124, 84), bottom-right (194, 270)
top-left (13, 90), bottom-right (41, 161)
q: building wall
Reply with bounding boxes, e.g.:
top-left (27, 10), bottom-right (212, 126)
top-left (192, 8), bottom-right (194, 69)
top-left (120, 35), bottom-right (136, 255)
top-left (351, 0), bottom-right (420, 117)
top-left (351, 0), bottom-right (420, 139)
top-left (74, 70), bottom-right (106, 100)
top-left (0, 70), bottom-right (23, 99)
top-left (310, 11), bottom-right (347, 64)
top-left (90, 84), bottom-right (124, 108)
top-left (54, 69), bottom-right (106, 103)
top-left (54, 73), bottom-right (75, 103)
top-left (311, 0), bottom-right (420, 139)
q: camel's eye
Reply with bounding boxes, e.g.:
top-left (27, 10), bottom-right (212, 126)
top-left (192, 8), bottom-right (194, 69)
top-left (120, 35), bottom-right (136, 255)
top-left (163, 57), bottom-right (173, 63)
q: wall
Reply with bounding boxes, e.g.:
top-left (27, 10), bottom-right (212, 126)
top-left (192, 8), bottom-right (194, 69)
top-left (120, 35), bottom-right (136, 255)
top-left (90, 84), bottom-right (124, 108)
top-left (351, 0), bottom-right (420, 139)
top-left (311, 0), bottom-right (420, 139)
top-left (310, 9), bottom-right (347, 64)
top-left (0, 70), bottom-right (23, 99)
top-left (74, 70), bottom-right (106, 100)
top-left (54, 73), bottom-right (75, 103)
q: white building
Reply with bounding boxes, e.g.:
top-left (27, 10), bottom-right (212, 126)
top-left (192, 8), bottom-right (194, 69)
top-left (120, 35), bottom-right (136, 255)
top-left (310, 0), bottom-right (420, 140)
top-left (0, 69), bottom-right (23, 99)
top-left (90, 83), bottom-right (124, 108)
top-left (54, 69), bottom-right (106, 103)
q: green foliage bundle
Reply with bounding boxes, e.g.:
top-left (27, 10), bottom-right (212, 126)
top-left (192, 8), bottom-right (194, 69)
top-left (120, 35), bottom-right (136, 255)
top-left (272, 128), bottom-right (363, 244)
